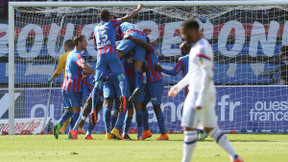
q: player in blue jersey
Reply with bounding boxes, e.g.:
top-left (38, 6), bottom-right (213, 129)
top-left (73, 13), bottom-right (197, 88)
top-left (154, 42), bottom-right (191, 96)
top-left (69, 75), bottom-right (104, 140)
top-left (53, 35), bottom-right (95, 139)
top-left (90, 5), bottom-right (144, 132)
top-left (124, 35), bottom-right (169, 140)
top-left (116, 22), bottom-right (147, 103)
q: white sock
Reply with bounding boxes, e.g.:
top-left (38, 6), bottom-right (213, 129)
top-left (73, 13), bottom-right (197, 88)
top-left (182, 130), bottom-right (198, 162)
top-left (209, 127), bottom-right (238, 161)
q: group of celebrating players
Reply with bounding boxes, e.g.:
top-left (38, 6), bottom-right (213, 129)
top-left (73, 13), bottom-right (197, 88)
top-left (49, 3), bottom-right (243, 162)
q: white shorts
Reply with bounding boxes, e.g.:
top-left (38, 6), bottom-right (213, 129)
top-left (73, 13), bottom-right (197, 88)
top-left (181, 90), bottom-right (218, 129)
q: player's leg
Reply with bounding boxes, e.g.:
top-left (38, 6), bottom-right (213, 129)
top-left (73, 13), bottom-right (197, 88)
top-left (203, 94), bottom-right (243, 162)
top-left (150, 80), bottom-right (168, 140)
top-left (90, 55), bottom-right (106, 125)
top-left (68, 92), bottom-right (82, 140)
top-left (132, 84), bottom-right (145, 140)
top-left (53, 90), bottom-right (72, 139)
top-left (108, 53), bottom-right (128, 113)
top-left (103, 99), bottom-right (113, 139)
top-left (84, 97), bottom-right (103, 140)
top-left (122, 101), bottom-right (134, 140)
top-left (129, 45), bottom-right (146, 102)
top-left (111, 99), bottom-right (119, 130)
top-left (142, 85), bottom-right (152, 140)
top-left (181, 92), bottom-right (200, 162)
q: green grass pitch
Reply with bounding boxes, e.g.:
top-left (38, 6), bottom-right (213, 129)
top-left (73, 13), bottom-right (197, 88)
top-left (1, 134), bottom-right (288, 162)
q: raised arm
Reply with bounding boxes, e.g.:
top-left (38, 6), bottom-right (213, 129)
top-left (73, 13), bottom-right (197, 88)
top-left (122, 4), bottom-right (144, 22)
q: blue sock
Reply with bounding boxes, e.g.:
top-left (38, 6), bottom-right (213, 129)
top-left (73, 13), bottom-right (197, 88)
top-left (156, 112), bottom-right (166, 134)
top-left (70, 113), bottom-right (79, 130)
top-left (136, 110), bottom-right (143, 138)
top-left (111, 115), bottom-right (118, 130)
top-left (103, 107), bottom-right (112, 133)
top-left (124, 116), bottom-right (132, 135)
top-left (135, 70), bottom-right (143, 89)
top-left (86, 120), bottom-right (94, 136)
top-left (143, 109), bottom-right (149, 130)
top-left (92, 81), bottom-right (103, 112)
top-left (58, 110), bottom-right (72, 126)
top-left (115, 109), bottom-right (127, 130)
top-left (117, 73), bottom-right (127, 97)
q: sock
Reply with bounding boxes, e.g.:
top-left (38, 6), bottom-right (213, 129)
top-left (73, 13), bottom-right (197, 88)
top-left (103, 107), bottom-right (112, 133)
top-left (58, 110), bottom-right (72, 126)
top-left (143, 109), bottom-right (149, 130)
top-left (115, 109), bottom-right (127, 130)
top-left (117, 73), bottom-right (127, 96)
top-left (182, 131), bottom-right (198, 162)
top-left (209, 127), bottom-right (238, 161)
top-left (124, 116), bottom-right (132, 135)
top-left (60, 118), bottom-right (70, 132)
top-left (92, 81), bottom-right (103, 112)
top-left (156, 112), bottom-right (166, 134)
top-left (86, 120), bottom-right (94, 136)
top-left (70, 113), bottom-right (79, 130)
top-left (136, 110), bottom-right (143, 138)
top-left (135, 70), bottom-right (143, 89)
top-left (111, 115), bottom-right (118, 130)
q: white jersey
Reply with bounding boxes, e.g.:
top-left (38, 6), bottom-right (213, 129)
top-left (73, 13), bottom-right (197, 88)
top-left (176, 38), bottom-right (216, 107)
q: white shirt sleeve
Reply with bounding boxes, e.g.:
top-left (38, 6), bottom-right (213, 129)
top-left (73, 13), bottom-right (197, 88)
top-left (176, 71), bottom-right (190, 90)
top-left (195, 58), bottom-right (213, 107)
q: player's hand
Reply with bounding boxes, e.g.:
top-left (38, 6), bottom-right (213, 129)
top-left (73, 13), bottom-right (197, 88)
top-left (153, 64), bottom-right (163, 72)
top-left (123, 34), bottom-right (131, 40)
top-left (195, 106), bottom-right (203, 110)
top-left (48, 76), bottom-right (54, 83)
top-left (137, 4), bottom-right (144, 10)
top-left (168, 85), bottom-right (180, 97)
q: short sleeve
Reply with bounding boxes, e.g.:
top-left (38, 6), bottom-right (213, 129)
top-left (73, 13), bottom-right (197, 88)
top-left (111, 18), bottom-right (124, 28)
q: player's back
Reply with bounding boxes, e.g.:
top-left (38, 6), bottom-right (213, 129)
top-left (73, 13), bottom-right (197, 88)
top-left (188, 38), bottom-right (214, 92)
top-left (120, 22), bottom-right (141, 33)
top-left (62, 49), bottom-right (84, 92)
top-left (94, 19), bottom-right (123, 55)
top-left (60, 51), bottom-right (70, 79)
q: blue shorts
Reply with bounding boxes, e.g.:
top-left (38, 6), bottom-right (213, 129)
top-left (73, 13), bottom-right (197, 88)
top-left (117, 34), bottom-right (147, 62)
top-left (103, 75), bottom-right (129, 100)
top-left (62, 89), bottom-right (71, 109)
top-left (64, 91), bottom-right (82, 108)
top-left (95, 53), bottom-right (125, 81)
top-left (144, 80), bottom-right (164, 106)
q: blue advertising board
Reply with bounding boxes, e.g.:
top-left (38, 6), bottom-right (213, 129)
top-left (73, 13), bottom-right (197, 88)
top-left (3, 86), bottom-right (286, 132)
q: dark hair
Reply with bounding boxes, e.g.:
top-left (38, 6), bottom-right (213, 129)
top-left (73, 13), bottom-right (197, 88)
top-left (181, 19), bottom-right (199, 31)
top-left (73, 35), bottom-right (85, 46)
top-left (100, 10), bottom-right (110, 21)
top-left (64, 39), bottom-right (75, 49)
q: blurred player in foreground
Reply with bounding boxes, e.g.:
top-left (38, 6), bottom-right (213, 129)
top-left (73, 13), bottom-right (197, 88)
top-left (48, 40), bottom-right (74, 134)
top-left (168, 19), bottom-right (243, 162)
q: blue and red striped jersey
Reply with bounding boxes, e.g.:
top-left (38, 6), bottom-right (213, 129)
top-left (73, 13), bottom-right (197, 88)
top-left (62, 49), bottom-right (85, 92)
top-left (146, 45), bottom-right (163, 83)
top-left (94, 18), bottom-right (123, 56)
